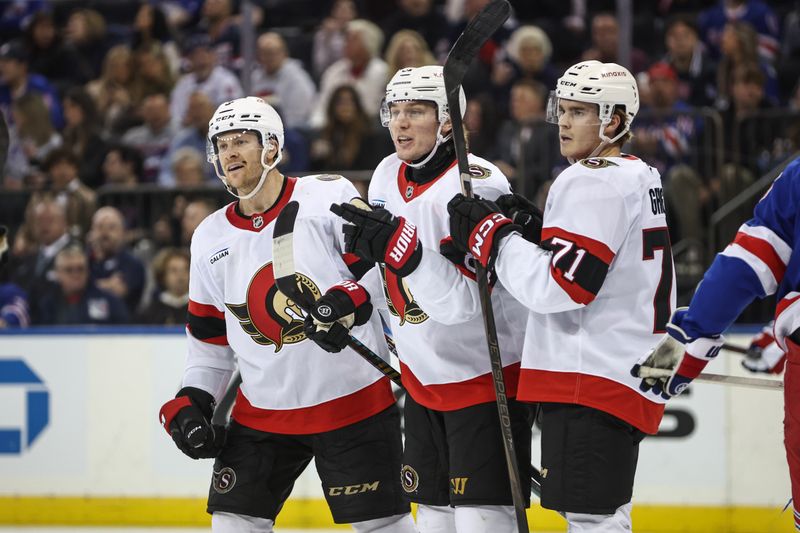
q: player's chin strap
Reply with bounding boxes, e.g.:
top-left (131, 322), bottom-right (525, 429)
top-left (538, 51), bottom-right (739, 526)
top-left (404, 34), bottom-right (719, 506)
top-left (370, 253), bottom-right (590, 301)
top-left (568, 121), bottom-right (630, 165)
top-left (215, 146), bottom-right (283, 201)
top-left (406, 122), bottom-right (453, 169)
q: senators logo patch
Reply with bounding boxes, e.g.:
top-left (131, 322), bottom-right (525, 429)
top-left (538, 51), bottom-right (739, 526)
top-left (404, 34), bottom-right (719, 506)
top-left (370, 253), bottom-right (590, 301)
top-left (381, 268), bottom-right (428, 325)
top-left (227, 262), bottom-right (321, 351)
top-left (213, 467), bottom-right (237, 494)
top-left (468, 163), bottom-right (491, 179)
top-left (400, 465), bottom-right (419, 493)
top-left (580, 157), bottom-right (618, 169)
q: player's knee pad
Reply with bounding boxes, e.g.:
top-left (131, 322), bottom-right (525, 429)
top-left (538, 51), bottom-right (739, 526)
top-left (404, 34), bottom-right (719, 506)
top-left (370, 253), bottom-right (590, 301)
top-left (454, 505), bottom-right (516, 532)
top-left (565, 502), bottom-right (632, 533)
top-left (416, 504), bottom-right (456, 533)
top-left (351, 512), bottom-right (417, 533)
top-left (211, 511), bottom-right (274, 533)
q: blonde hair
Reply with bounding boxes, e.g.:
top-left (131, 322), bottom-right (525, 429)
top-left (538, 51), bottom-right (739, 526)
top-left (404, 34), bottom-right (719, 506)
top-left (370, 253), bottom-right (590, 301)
top-left (507, 25), bottom-right (552, 65)
top-left (347, 19), bottom-right (384, 58)
top-left (384, 30), bottom-right (436, 78)
top-left (12, 93), bottom-right (54, 146)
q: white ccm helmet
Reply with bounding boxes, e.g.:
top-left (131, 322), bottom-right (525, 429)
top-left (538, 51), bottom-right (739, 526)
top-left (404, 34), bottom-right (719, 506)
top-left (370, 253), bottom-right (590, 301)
top-left (207, 96), bottom-right (285, 200)
top-left (380, 65), bottom-right (466, 168)
top-left (546, 60), bottom-right (639, 147)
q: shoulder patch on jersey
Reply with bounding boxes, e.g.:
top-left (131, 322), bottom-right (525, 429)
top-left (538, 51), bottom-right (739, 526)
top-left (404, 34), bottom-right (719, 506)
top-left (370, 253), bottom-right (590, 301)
top-left (580, 157), bottom-right (618, 169)
top-left (315, 174), bottom-right (343, 181)
top-left (468, 163), bottom-right (492, 179)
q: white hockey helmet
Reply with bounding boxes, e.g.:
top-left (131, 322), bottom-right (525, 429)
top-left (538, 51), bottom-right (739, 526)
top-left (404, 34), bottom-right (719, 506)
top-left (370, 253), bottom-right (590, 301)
top-left (207, 96), bottom-right (284, 200)
top-left (381, 65), bottom-right (467, 168)
top-left (546, 60), bottom-right (639, 145)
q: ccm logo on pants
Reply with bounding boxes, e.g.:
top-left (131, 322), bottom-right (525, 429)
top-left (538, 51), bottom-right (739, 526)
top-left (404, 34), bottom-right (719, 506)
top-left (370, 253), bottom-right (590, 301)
top-left (328, 481), bottom-right (380, 496)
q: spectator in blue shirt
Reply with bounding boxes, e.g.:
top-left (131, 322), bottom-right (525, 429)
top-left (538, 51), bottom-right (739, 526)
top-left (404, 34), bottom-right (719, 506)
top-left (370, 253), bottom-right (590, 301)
top-left (87, 206), bottom-right (146, 316)
top-left (0, 40), bottom-right (64, 130)
top-left (35, 244), bottom-right (129, 326)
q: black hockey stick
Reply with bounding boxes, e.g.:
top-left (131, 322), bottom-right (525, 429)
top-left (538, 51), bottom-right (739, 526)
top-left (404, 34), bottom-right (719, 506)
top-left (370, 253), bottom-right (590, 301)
top-left (444, 1), bottom-right (530, 530)
top-left (272, 200), bottom-right (403, 388)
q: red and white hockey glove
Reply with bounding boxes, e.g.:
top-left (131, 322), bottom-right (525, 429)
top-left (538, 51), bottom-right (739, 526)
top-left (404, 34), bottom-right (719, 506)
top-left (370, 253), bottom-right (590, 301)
top-left (742, 321), bottom-right (786, 374)
top-left (447, 193), bottom-right (521, 269)
top-left (331, 202), bottom-right (423, 277)
top-left (631, 308), bottom-right (724, 399)
top-left (304, 280), bottom-right (373, 353)
top-left (159, 387), bottom-right (226, 459)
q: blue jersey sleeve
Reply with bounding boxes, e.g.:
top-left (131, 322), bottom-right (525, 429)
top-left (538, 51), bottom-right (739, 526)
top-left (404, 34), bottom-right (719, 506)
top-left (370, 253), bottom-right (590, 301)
top-left (680, 158), bottom-right (799, 338)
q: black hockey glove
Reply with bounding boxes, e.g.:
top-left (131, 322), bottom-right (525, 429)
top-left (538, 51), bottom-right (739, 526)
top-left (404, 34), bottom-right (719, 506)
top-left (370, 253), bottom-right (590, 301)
top-left (159, 387), bottom-right (226, 459)
top-left (447, 193), bottom-right (521, 269)
top-left (496, 193), bottom-right (543, 244)
top-left (304, 280), bottom-right (373, 353)
top-left (330, 202), bottom-right (422, 277)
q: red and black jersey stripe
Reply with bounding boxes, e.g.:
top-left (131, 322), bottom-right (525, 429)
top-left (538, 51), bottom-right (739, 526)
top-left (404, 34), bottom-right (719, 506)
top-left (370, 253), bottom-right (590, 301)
top-left (188, 300), bottom-right (228, 345)
top-left (541, 227), bottom-right (615, 305)
top-left (342, 252), bottom-right (374, 281)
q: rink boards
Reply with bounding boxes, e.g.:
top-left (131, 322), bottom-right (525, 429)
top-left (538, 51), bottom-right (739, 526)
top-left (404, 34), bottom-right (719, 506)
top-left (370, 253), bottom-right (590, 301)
top-left (0, 328), bottom-right (793, 532)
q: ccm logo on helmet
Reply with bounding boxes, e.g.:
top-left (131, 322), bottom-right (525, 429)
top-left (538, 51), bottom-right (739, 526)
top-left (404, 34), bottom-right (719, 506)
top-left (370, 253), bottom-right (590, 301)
top-left (389, 220), bottom-right (417, 263)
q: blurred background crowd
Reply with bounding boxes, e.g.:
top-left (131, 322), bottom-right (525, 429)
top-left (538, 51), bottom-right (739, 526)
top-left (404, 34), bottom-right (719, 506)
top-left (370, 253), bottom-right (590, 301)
top-left (0, 0), bottom-right (798, 329)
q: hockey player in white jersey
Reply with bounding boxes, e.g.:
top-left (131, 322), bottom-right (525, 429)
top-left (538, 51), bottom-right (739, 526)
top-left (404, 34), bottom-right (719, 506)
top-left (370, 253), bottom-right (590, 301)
top-left (447, 60), bottom-right (676, 531)
top-left (157, 96), bottom-right (414, 533)
top-left (304, 66), bottom-right (534, 532)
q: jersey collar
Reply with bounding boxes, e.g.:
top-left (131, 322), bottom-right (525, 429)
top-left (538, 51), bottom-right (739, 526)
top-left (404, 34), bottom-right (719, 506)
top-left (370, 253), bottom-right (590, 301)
top-left (225, 176), bottom-right (297, 232)
top-left (396, 159), bottom-right (458, 202)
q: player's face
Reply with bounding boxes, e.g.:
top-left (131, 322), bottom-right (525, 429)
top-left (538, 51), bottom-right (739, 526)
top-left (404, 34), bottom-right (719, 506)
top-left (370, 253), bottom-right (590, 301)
top-left (557, 99), bottom-right (602, 160)
top-left (387, 101), bottom-right (441, 162)
top-left (215, 130), bottom-right (265, 192)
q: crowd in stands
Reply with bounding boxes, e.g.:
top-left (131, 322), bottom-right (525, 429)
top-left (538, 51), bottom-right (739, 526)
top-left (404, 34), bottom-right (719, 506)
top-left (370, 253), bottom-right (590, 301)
top-left (1, 0), bottom-right (799, 328)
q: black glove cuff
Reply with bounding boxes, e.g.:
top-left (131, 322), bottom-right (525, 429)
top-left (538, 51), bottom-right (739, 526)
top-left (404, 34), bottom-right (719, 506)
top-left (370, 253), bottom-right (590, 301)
top-left (388, 242), bottom-right (422, 278)
top-left (323, 286), bottom-right (373, 327)
top-left (493, 223), bottom-right (522, 252)
top-left (176, 386), bottom-right (216, 421)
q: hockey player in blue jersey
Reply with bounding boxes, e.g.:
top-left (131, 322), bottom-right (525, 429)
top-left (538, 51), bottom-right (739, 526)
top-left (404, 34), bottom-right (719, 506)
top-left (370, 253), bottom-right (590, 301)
top-left (633, 155), bottom-right (800, 530)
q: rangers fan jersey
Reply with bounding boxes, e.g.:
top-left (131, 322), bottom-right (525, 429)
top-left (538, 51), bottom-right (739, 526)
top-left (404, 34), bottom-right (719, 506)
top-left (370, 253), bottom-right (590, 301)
top-left (495, 155), bottom-right (675, 434)
top-left (365, 153), bottom-right (526, 411)
top-left (184, 175), bottom-right (394, 435)
top-left (677, 157), bottom-right (800, 351)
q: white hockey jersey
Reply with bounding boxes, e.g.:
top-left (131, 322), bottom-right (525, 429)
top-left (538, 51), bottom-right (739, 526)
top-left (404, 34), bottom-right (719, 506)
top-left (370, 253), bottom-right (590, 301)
top-left (184, 175), bottom-right (394, 435)
top-left (495, 155), bottom-right (676, 434)
top-left (366, 153), bottom-right (527, 411)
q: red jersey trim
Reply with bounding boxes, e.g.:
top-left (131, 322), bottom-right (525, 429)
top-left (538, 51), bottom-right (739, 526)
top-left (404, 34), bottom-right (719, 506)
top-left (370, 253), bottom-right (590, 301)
top-left (541, 226), bottom-right (616, 265)
top-left (400, 361), bottom-right (520, 411)
top-left (230, 378), bottom-right (395, 434)
top-left (733, 232), bottom-right (787, 283)
top-left (342, 253), bottom-right (361, 266)
top-left (225, 177), bottom-right (297, 232)
top-left (516, 368), bottom-right (664, 434)
top-left (777, 293), bottom-right (800, 320)
top-left (396, 159), bottom-right (458, 202)
top-left (188, 299), bottom-right (224, 319)
top-left (549, 266), bottom-right (596, 305)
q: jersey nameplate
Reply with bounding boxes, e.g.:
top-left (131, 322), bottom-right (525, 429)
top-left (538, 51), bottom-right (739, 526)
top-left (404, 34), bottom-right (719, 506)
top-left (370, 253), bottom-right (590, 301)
top-left (580, 158), bottom-right (619, 169)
